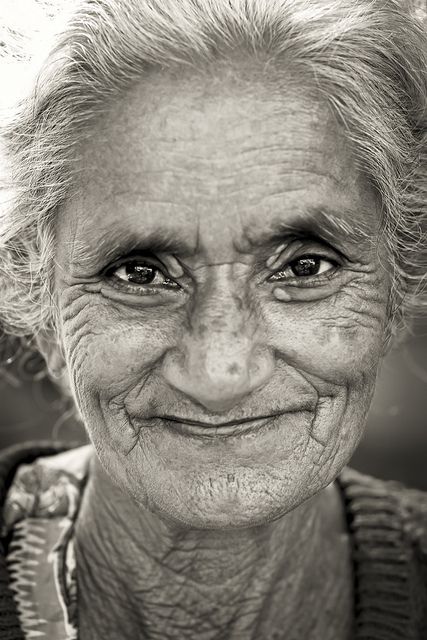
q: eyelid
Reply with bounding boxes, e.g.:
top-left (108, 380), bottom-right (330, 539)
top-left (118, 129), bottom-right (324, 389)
top-left (266, 248), bottom-right (343, 287)
top-left (289, 253), bottom-right (340, 268)
top-left (103, 252), bottom-right (167, 277)
top-left (268, 254), bottom-right (340, 282)
top-left (102, 253), bottom-right (184, 300)
top-left (266, 239), bottom-right (344, 273)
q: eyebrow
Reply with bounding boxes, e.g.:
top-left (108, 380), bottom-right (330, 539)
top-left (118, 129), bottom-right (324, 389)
top-left (243, 206), bottom-right (376, 252)
top-left (68, 204), bottom-right (377, 273)
top-left (68, 227), bottom-right (197, 272)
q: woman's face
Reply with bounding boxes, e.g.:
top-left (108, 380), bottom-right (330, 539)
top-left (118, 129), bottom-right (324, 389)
top-left (53, 65), bottom-right (390, 528)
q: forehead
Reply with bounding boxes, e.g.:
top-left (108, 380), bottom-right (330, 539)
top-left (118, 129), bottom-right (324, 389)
top-left (60, 64), bottom-right (378, 263)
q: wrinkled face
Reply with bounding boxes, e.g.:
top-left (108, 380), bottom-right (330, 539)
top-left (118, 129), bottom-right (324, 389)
top-left (53, 65), bottom-right (390, 528)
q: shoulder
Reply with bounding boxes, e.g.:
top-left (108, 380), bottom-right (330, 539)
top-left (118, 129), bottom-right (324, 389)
top-left (0, 441), bottom-right (83, 638)
top-left (339, 467), bottom-right (427, 639)
top-left (0, 442), bottom-right (90, 638)
top-left (0, 441), bottom-right (92, 530)
top-left (0, 441), bottom-right (81, 512)
top-left (340, 466), bottom-right (427, 552)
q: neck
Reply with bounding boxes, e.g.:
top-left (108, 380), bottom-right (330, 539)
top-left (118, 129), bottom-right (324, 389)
top-left (75, 456), bottom-right (353, 640)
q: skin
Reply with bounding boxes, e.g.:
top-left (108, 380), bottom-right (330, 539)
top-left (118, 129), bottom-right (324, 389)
top-left (44, 60), bottom-right (391, 639)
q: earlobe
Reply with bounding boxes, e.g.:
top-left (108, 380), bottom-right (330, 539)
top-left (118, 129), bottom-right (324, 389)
top-left (35, 330), bottom-right (68, 383)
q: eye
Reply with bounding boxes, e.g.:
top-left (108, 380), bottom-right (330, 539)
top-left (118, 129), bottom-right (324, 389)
top-left (107, 258), bottom-right (179, 290)
top-left (289, 256), bottom-right (334, 277)
top-left (269, 255), bottom-right (338, 282)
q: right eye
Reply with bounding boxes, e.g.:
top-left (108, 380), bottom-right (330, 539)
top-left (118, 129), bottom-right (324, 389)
top-left (106, 258), bottom-right (180, 293)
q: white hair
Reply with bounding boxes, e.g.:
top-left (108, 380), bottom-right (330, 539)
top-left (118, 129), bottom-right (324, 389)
top-left (0, 0), bottom-right (426, 347)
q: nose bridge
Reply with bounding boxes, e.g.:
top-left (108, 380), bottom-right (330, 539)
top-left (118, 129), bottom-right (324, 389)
top-left (191, 265), bottom-right (251, 363)
top-left (195, 274), bottom-right (246, 349)
top-left (162, 265), bottom-right (274, 412)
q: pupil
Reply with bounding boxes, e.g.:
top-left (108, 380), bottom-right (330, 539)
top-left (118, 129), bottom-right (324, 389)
top-left (127, 263), bottom-right (156, 284)
top-left (291, 257), bottom-right (319, 277)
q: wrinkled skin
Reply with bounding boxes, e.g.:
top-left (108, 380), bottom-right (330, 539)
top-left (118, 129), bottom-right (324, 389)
top-left (52, 66), bottom-right (389, 527)
top-left (45, 62), bottom-right (390, 638)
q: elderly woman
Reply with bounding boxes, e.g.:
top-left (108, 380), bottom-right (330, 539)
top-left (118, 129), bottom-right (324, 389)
top-left (0, 0), bottom-right (426, 638)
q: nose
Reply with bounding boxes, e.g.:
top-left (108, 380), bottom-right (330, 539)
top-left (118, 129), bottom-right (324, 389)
top-left (162, 277), bottom-right (275, 413)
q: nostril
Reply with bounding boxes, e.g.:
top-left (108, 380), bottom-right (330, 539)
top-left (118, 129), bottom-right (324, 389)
top-left (162, 339), bottom-right (275, 412)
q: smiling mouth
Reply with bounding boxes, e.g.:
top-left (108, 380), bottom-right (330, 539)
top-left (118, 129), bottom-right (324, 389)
top-left (155, 410), bottom-right (309, 439)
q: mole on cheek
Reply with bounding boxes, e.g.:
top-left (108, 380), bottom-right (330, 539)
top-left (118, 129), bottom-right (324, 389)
top-left (228, 363), bottom-right (239, 375)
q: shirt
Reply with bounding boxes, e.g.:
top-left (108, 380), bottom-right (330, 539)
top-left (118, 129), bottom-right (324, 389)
top-left (0, 442), bottom-right (426, 640)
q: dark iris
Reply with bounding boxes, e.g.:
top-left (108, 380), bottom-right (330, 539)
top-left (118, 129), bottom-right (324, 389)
top-left (290, 257), bottom-right (320, 277)
top-left (126, 262), bottom-right (157, 284)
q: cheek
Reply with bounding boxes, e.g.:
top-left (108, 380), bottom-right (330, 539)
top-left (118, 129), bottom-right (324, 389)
top-left (266, 285), bottom-right (388, 389)
top-left (262, 288), bottom-right (389, 474)
top-left (55, 281), bottom-right (389, 528)
top-left (58, 291), bottom-right (178, 421)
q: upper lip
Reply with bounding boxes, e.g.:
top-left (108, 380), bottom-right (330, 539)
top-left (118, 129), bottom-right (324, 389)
top-left (157, 411), bottom-right (298, 428)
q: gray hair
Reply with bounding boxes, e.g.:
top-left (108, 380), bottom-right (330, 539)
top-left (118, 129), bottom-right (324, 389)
top-left (0, 0), bottom-right (426, 348)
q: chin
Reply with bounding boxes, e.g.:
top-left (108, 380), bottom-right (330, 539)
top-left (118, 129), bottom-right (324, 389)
top-left (91, 403), bottom-right (363, 531)
top-left (129, 465), bottom-right (318, 531)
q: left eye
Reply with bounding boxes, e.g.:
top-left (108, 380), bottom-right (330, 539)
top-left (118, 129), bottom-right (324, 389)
top-left (270, 255), bottom-right (337, 281)
top-left (110, 260), bottom-right (177, 288)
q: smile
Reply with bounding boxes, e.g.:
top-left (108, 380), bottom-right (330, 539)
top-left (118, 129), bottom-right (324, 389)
top-left (155, 411), bottom-right (308, 439)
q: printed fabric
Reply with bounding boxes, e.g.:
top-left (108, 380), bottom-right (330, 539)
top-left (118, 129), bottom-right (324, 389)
top-left (1, 446), bottom-right (92, 640)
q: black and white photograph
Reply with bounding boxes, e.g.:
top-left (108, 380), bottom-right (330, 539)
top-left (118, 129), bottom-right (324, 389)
top-left (0, 1), bottom-right (426, 638)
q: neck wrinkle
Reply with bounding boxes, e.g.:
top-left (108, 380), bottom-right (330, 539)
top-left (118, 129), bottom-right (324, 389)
top-left (75, 455), bottom-right (339, 639)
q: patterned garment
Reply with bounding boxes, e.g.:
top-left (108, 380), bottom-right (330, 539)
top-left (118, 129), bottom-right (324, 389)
top-left (2, 446), bottom-right (92, 640)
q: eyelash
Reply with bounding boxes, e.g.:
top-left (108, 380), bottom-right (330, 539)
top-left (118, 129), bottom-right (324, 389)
top-left (103, 249), bottom-right (341, 296)
top-left (104, 257), bottom-right (180, 295)
top-left (268, 254), bottom-right (340, 285)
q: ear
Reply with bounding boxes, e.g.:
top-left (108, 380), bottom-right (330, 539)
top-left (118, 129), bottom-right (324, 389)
top-left (35, 330), bottom-right (71, 395)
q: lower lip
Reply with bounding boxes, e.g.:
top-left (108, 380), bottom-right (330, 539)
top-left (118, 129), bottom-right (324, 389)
top-left (159, 415), bottom-right (283, 439)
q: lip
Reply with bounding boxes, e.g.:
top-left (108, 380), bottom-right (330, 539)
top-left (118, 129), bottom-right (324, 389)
top-left (156, 411), bottom-right (301, 439)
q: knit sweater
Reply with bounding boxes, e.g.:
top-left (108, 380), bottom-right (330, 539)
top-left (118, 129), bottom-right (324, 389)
top-left (0, 442), bottom-right (426, 640)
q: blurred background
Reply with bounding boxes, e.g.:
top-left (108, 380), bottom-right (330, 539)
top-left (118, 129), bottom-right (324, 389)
top-left (0, 322), bottom-right (426, 489)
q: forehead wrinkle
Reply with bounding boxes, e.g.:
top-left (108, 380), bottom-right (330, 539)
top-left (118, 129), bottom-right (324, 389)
top-left (93, 72), bottom-right (336, 177)
top-left (123, 134), bottom-right (342, 182)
